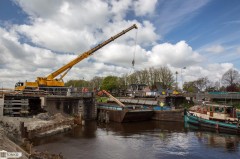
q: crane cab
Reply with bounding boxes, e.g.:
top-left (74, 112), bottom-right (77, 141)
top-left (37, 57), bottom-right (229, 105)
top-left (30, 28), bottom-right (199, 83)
top-left (15, 81), bottom-right (38, 91)
top-left (15, 82), bottom-right (25, 91)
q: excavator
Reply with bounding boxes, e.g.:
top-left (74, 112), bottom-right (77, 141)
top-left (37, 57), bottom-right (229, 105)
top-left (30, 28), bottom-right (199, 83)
top-left (15, 24), bottom-right (138, 91)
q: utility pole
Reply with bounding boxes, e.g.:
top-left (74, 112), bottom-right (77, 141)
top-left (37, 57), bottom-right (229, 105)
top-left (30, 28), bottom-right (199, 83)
top-left (181, 67), bottom-right (186, 91)
top-left (175, 71), bottom-right (178, 90)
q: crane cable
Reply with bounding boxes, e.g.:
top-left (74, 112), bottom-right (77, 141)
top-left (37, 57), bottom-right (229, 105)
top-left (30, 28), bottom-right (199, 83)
top-left (132, 29), bottom-right (138, 68)
top-left (128, 29), bottom-right (138, 76)
top-left (125, 28), bottom-right (138, 87)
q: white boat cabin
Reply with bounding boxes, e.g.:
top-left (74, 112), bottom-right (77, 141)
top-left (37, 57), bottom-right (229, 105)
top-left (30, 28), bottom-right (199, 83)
top-left (190, 104), bottom-right (238, 123)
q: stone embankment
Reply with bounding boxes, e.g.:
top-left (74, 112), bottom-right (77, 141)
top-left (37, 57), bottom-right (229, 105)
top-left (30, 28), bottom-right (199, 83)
top-left (0, 113), bottom-right (79, 158)
top-left (0, 113), bottom-right (75, 140)
top-left (0, 127), bottom-right (29, 159)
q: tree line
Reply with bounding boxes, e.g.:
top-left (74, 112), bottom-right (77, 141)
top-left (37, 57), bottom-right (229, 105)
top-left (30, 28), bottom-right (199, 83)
top-left (65, 67), bottom-right (240, 93)
top-left (184, 68), bottom-right (240, 92)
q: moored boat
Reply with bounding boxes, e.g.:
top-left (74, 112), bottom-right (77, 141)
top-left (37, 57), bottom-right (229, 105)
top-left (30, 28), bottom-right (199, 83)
top-left (97, 103), bottom-right (153, 122)
top-left (97, 90), bottom-right (153, 123)
top-left (185, 104), bottom-right (240, 135)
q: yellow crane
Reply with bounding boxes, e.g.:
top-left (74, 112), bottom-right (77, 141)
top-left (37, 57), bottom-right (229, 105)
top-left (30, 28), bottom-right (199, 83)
top-left (15, 24), bottom-right (138, 91)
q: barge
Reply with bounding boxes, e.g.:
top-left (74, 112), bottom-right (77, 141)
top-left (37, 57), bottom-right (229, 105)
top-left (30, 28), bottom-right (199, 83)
top-left (152, 107), bottom-right (184, 122)
top-left (97, 103), bottom-right (153, 123)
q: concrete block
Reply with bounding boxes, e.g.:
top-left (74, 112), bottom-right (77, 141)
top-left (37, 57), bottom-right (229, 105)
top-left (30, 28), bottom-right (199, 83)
top-left (145, 100), bottom-right (153, 105)
top-left (125, 99), bottom-right (131, 103)
top-left (138, 100), bottom-right (145, 104)
top-left (152, 101), bottom-right (158, 105)
top-left (40, 97), bottom-right (46, 108)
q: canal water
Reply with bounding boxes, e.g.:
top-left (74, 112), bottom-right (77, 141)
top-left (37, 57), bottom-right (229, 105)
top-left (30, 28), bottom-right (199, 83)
top-left (33, 121), bottom-right (240, 159)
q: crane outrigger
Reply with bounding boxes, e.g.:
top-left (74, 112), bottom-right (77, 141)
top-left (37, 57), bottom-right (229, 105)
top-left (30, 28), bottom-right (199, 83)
top-left (15, 24), bottom-right (138, 91)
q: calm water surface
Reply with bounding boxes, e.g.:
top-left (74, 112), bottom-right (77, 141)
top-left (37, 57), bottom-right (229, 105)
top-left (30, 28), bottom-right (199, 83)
top-left (33, 121), bottom-right (240, 159)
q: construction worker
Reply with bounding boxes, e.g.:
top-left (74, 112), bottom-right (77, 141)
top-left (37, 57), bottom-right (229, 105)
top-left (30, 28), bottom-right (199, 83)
top-left (160, 101), bottom-right (164, 111)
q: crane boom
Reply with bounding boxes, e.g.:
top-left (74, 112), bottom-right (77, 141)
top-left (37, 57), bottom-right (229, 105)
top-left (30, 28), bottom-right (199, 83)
top-left (102, 90), bottom-right (125, 107)
top-left (48, 24), bottom-right (137, 80)
top-left (15, 24), bottom-right (138, 90)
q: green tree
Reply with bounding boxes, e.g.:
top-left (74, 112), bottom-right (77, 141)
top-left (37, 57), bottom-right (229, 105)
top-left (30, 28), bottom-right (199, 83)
top-left (183, 81), bottom-right (198, 93)
top-left (222, 68), bottom-right (240, 85)
top-left (100, 76), bottom-right (119, 92)
top-left (195, 77), bottom-right (209, 91)
top-left (126, 66), bottom-right (174, 89)
top-left (222, 68), bottom-right (240, 92)
top-left (89, 76), bottom-right (103, 90)
top-left (183, 77), bottom-right (210, 92)
top-left (156, 66), bottom-right (174, 89)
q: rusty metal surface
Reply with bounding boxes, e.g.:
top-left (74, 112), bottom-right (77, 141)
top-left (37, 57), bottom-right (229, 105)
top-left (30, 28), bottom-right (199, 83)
top-left (152, 109), bottom-right (184, 122)
top-left (98, 107), bottom-right (153, 123)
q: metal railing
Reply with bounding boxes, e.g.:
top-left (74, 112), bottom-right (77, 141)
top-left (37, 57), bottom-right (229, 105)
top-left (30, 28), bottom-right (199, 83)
top-left (6, 87), bottom-right (94, 98)
top-left (184, 92), bottom-right (240, 100)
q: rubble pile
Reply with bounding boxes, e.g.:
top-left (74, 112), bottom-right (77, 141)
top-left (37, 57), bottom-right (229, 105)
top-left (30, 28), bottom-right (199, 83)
top-left (35, 113), bottom-right (51, 121)
top-left (0, 113), bottom-right (74, 140)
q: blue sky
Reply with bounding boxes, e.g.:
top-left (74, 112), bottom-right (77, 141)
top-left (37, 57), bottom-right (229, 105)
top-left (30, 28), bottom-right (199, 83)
top-left (0, 0), bottom-right (28, 25)
top-left (2, 0), bottom-right (240, 49)
top-left (165, 0), bottom-right (240, 48)
top-left (0, 0), bottom-right (240, 88)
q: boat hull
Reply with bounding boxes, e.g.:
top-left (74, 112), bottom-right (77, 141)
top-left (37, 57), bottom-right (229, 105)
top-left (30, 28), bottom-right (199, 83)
top-left (185, 111), bottom-right (240, 135)
top-left (152, 109), bottom-right (184, 122)
top-left (97, 103), bottom-right (153, 123)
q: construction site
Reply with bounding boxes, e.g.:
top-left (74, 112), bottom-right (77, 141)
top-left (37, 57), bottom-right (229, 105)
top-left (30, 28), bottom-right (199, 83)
top-left (0, 24), bottom-right (138, 158)
top-left (2, 1), bottom-right (240, 158)
top-left (1, 23), bottom-right (240, 158)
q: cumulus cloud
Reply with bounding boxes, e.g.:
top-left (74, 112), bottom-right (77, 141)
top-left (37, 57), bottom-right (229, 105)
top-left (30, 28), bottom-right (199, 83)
top-left (109, 0), bottom-right (132, 21)
top-left (93, 43), bottom-right (147, 68)
top-left (14, 0), bottom-right (111, 52)
top-left (205, 44), bottom-right (225, 54)
top-left (1, 21), bottom-right (204, 88)
top-left (14, 0), bottom-right (159, 53)
top-left (0, 26), bottom-right (77, 85)
top-left (179, 63), bottom-right (234, 85)
top-left (17, 21), bottom-right (96, 53)
top-left (93, 40), bottom-right (203, 70)
top-left (133, 0), bottom-right (157, 16)
top-left (0, 0), bottom-right (234, 89)
top-left (147, 41), bottom-right (203, 67)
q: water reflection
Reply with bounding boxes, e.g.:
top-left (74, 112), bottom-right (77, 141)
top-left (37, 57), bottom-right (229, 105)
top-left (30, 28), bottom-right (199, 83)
top-left (69, 121), bottom-right (97, 138)
top-left (33, 121), bottom-right (240, 159)
top-left (195, 132), bottom-right (239, 152)
top-left (97, 121), bottom-right (185, 136)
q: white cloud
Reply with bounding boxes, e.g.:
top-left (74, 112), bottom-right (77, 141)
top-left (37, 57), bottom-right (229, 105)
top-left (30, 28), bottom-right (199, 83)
top-left (179, 63), bottom-right (234, 84)
top-left (0, 0), bottom-right (236, 90)
top-left (17, 20), bottom-right (96, 53)
top-left (110, 0), bottom-right (132, 21)
top-left (1, 23), bottom-right (204, 88)
top-left (14, 0), bottom-right (112, 52)
top-left (14, 0), bottom-right (159, 53)
top-left (98, 21), bottom-right (159, 47)
top-left (147, 41), bottom-right (202, 67)
top-left (137, 21), bottom-right (159, 46)
top-left (93, 40), bottom-right (203, 71)
top-left (14, 0), bottom-right (61, 18)
top-left (133, 0), bottom-right (157, 16)
top-left (93, 43), bottom-right (148, 68)
top-left (0, 26), bottom-right (78, 87)
top-left (205, 44), bottom-right (225, 53)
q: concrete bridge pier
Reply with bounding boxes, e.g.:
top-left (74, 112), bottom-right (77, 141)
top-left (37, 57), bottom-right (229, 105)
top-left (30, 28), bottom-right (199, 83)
top-left (44, 96), bottom-right (97, 120)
